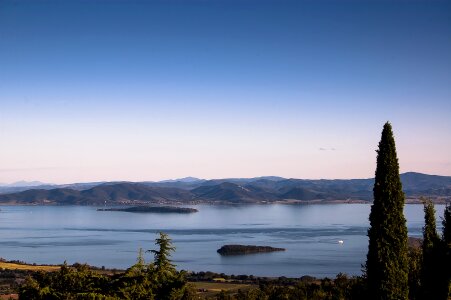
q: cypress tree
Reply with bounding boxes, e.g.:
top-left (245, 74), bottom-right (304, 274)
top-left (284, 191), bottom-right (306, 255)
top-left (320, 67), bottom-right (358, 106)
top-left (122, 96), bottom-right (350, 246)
top-left (366, 122), bottom-right (409, 299)
top-left (443, 204), bottom-right (451, 248)
top-left (442, 205), bottom-right (451, 297)
top-left (422, 200), bottom-right (440, 250)
top-left (420, 200), bottom-right (444, 299)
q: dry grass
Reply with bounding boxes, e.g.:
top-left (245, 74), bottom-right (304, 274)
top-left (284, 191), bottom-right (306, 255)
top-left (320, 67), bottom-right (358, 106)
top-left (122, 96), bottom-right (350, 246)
top-left (192, 281), bottom-right (253, 298)
top-left (0, 294), bottom-right (18, 299)
top-left (0, 262), bottom-right (254, 298)
top-left (0, 262), bottom-right (59, 272)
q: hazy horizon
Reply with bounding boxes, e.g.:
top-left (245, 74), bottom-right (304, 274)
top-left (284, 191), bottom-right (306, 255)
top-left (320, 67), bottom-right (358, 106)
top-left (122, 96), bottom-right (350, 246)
top-left (1, 0), bottom-right (450, 184)
top-left (0, 171), bottom-right (449, 186)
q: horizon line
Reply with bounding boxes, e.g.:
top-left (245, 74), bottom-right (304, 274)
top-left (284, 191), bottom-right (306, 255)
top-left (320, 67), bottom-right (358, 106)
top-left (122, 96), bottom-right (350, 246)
top-left (1, 171), bottom-right (448, 186)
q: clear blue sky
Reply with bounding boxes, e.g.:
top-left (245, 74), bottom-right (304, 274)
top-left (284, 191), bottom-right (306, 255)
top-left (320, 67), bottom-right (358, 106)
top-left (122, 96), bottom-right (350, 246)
top-left (1, 0), bottom-right (450, 183)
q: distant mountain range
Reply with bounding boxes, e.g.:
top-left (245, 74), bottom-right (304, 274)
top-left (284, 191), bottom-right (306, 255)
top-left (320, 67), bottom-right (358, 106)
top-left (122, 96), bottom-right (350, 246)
top-left (0, 172), bottom-right (450, 205)
top-left (0, 181), bottom-right (48, 187)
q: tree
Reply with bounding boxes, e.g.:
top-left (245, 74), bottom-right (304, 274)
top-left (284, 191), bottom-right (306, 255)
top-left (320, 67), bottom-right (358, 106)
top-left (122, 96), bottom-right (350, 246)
top-left (407, 245), bottom-right (422, 300)
top-left (443, 205), bottom-right (451, 246)
top-left (365, 122), bottom-right (409, 299)
top-left (442, 205), bottom-right (451, 298)
top-left (149, 232), bottom-right (176, 274)
top-left (147, 232), bottom-right (193, 300)
top-left (422, 200), bottom-right (440, 251)
top-left (19, 233), bottom-right (194, 300)
top-left (19, 262), bottom-right (113, 299)
top-left (420, 199), bottom-right (444, 299)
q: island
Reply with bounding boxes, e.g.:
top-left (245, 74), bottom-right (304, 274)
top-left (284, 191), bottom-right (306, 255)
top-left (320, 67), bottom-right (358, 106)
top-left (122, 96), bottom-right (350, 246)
top-left (97, 206), bottom-right (198, 214)
top-left (217, 245), bottom-right (286, 256)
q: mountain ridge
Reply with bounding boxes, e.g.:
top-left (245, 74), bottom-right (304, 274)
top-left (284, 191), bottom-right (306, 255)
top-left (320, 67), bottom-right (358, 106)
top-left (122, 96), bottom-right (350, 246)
top-left (0, 172), bottom-right (449, 205)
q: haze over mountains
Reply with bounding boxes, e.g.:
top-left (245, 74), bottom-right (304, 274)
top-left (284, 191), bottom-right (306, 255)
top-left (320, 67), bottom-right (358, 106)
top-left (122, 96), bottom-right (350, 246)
top-left (0, 172), bottom-right (450, 205)
top-left (0, 181), bottom-right (48, 187)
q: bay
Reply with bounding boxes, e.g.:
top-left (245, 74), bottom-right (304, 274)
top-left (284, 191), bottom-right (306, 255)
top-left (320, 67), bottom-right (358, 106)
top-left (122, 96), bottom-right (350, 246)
top-left (0, 204), bottom-right (444, 277)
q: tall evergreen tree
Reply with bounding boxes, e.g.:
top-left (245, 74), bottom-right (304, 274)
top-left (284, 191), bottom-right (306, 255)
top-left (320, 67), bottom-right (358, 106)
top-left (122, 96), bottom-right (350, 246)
top-left (149, 232), bottom-right (176, 273)
top-left (442, 205), bottom-right (451, 297)
top-left (366, 122), bottom-right (409, 299)
top-left (147, 232), bottom-right (190, 300)
top-left (420, 200), bottom-right (445, 299)
top-left (443, 205), bottom-right (451, 248)
top-left (422, 200), bottom-right (440, 250)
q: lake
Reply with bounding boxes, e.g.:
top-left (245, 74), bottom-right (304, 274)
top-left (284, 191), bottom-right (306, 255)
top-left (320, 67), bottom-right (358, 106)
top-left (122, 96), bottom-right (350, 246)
top-left (0, 204), bottom-right (445, 277)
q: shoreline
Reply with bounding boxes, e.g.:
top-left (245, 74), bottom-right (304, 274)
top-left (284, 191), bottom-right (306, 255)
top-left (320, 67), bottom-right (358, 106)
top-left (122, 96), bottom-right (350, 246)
top-left (0, 197), bottom-right (449, 206)
top-left (0, 258), bottom-right (335, 280)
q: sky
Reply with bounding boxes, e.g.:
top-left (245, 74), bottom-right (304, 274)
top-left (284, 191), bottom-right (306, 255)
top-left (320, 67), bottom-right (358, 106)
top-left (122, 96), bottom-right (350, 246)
top-left (0, 0), bottom-right (450, 184)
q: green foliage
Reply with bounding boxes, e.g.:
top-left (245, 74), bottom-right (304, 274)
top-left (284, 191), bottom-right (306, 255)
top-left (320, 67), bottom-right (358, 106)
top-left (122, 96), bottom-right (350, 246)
top-left (443, 205), bottom-right (451, 246)
top-left (422, 200), bottom-right (440, 252)
top-left (19, 262), bottom-right (113, 299)
top-left (221, 274), bottom-right (366, 300)
top-left (420, 200), bottom-right (446, 299)
top-left (407, 245), bottom-right (422, 300)
top-left (18, 233), bottom-right (195, 300)
top-left (365, 122), bottom-right (409, 299)
top-left (441, 205), bottom-right (451, 298)
top-left (400, 200), bottom-right (451, 300)
top-left (149, 232), bottom-right (176, 274)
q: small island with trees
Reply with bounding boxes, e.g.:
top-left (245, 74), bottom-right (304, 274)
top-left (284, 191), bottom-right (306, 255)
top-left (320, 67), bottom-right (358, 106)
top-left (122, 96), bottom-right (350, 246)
top-left (217, 245), bottom-right (286, 255)
top-left (97, 206), bottom-right (198, 214)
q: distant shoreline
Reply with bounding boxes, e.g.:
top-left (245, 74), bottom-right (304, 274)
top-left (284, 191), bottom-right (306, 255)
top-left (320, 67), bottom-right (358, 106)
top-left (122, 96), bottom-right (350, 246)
top-left (0, 198), bottom-right (449, 206)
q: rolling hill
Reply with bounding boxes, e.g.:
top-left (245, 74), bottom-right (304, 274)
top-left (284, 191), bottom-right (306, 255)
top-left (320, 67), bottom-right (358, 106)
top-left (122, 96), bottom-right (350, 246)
top-left (0, 172), bottom-right (449, 205)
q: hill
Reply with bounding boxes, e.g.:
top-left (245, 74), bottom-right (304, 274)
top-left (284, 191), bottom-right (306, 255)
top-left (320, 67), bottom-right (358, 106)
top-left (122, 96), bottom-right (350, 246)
top-left (0, 172), bottom-right (449, 205)
top-left (0, 183), bottom-right (194, 205)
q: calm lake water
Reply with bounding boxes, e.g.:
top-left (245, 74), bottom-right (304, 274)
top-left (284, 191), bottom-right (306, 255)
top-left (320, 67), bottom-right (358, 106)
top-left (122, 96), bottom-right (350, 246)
top-left (0, 204), bottom-right (445, 277)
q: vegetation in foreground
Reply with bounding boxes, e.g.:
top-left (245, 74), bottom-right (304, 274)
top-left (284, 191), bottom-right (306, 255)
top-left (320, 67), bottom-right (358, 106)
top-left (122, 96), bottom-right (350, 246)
top-left (18, 233), bottom-right (195, 300)
top-left (365, 122), bottom-right (450, 300)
